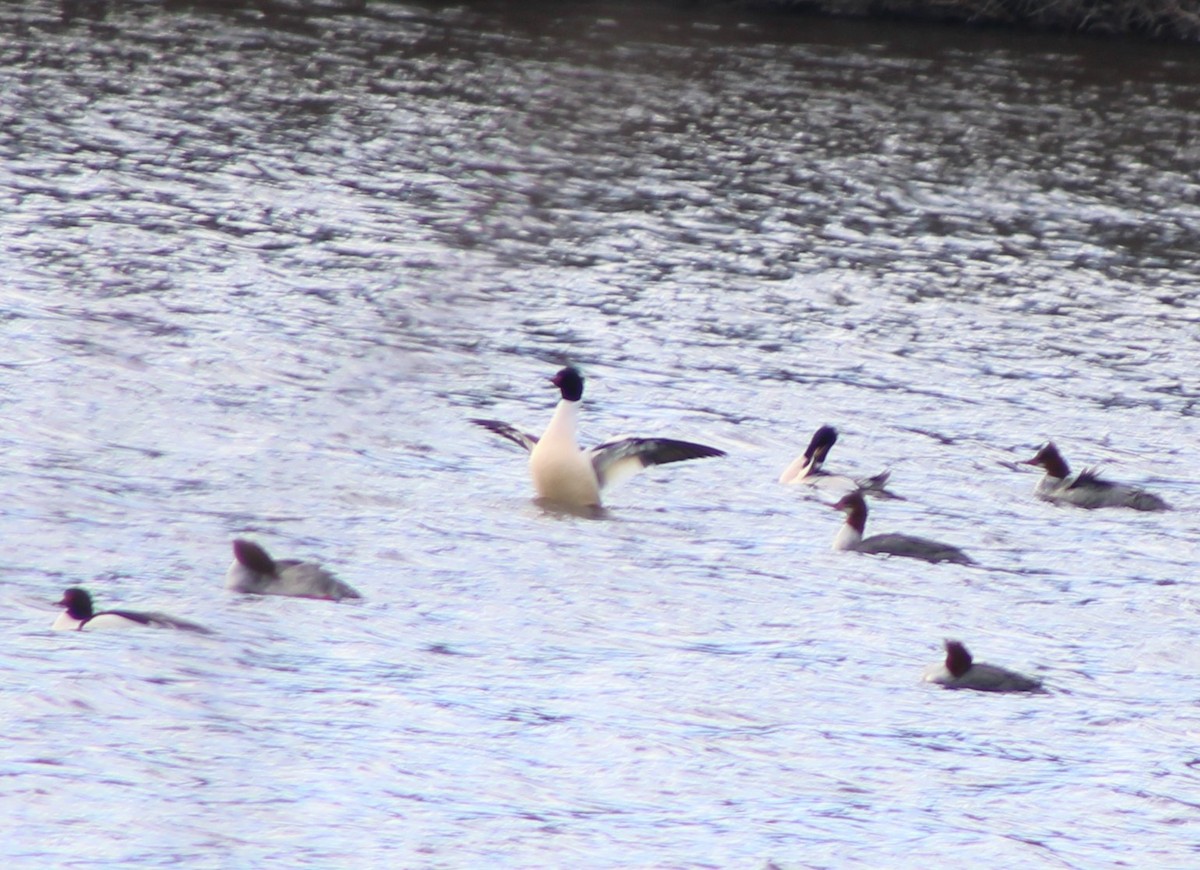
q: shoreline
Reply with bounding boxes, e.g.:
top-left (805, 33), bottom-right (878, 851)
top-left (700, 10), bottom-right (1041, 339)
top-left (59, 0), bottom-right (1200, 42)
top-left (747, 0), bottom-right (1200, 41)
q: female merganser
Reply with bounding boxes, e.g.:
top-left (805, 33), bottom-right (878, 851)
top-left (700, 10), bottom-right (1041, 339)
top-left (923, 640), bottom-right (1045, 693)
top-left (227, 539), bottom-right (361, 601)
top-left (778, 425), bottom-right (899, 498)
top-left (829, 491), bottom-right (973, 564)
top-left (53, 587), bottom-right (212, 633)
top-left (471, 366), bottom-right (725, 509)
top-left (1023, 442), bottom-right (1169, 511)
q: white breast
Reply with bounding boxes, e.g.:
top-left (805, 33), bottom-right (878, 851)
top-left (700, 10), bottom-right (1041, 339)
top-left (832, 522), bottom-right (863, 552)
top-left (528, 401), bottom-right (601, 507)
top-left (51, 613), bottom-right (84, 631)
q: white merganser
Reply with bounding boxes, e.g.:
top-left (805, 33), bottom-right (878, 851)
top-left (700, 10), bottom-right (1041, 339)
top-left (227, 539), bottom-right (361, 601)
top-left (829, 491), bottom-right (973, 564)
top-left (778, 425), bottom-right (899, 498)
top-left (923, 640), bottom-right (1045, 693)
top-left (53, 587), bottom-right (212, 633)
top-left (471, 366), bottom-right (725, 510)
top-left (1023, 442), bottom-right (1169, 511)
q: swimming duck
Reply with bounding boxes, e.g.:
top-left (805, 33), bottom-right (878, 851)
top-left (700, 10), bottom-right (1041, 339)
top-left (471, 366), bottom-right (725, 509)
top-left (778, 425), bottom-right (898, 498)
top-left (829, 491), bottom-right (973, 564)
top-left (227, 539), bottom-right (361, 601)
top-left (923, 640), bottom-right (1045, 693)
top-left (53, 587), bottom-right (212, 633)
top-left (1023, 442), bottom-right (1168, 511)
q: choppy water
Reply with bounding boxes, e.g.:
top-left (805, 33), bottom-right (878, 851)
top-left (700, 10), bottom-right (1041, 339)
top-left (2, 0), bottom-right (1199, 866)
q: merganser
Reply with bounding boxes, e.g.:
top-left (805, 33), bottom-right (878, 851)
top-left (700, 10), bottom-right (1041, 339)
top-left (1023, 442), bottom-right (1169, 511)
top-left (829, 491), bottom-right (973, 564)
top-left (227, 539), bottom-right (361, 601)
top-left (923, 640), bottom-right (1045, 693)
top-left (471, 366), bottom-right (725, 509)
top-left (778, 425), bottom-right (899, 498)
top-left (53, 587), bottom-right (212, 633)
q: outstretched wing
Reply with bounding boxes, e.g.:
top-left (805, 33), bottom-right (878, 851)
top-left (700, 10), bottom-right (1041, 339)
top-left (589, 437), bottom-right (725, 489)
top-left (857, 470), bottom-right (905, 500)
top-left (471, 419), bottom-right (539, 453)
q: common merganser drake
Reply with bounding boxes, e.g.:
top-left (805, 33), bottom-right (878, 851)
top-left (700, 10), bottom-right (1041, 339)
top-left (227, 539), bottom-right (361, 601)
top-left (923, 640), bottom-right (1045, 693)
top-left (53, 587), bottom-right (212, 633)
top-left (778, 425), bottom-right (899, 498)
top-left (1023, 442), bottom-right (1169, 511)
top-left (471, 366), bottom-right (725, 510)
top-left (829, 491), bottom-right (973, 564)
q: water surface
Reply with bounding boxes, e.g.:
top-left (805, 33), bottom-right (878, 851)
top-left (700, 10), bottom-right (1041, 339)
top-left (2, 1), bottom-right (1199, 866)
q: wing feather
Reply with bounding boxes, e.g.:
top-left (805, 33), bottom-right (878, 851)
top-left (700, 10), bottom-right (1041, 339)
top-left (103, 609), bottom-right (213, 633)
top-left (859, 534), bottom-right (973, 565)
top-left (471, 419), bottom-right (539, 453)
top-left (589, 438), bottom-right (725, 489)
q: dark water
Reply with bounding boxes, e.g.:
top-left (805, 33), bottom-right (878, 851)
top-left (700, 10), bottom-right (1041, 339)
top-left (2, 1), bottom-right (1199, 865)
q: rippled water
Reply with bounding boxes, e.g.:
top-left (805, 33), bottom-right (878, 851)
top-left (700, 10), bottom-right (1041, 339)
top-left (3, 0), bottom-right (1199, 865)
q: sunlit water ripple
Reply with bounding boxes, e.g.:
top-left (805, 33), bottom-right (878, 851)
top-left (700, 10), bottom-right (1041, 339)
top-left (2, 0), bottom-right (1199, 866)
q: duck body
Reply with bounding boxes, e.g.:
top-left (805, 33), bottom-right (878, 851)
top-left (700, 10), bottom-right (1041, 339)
top-left (53, 588), bottom-right (211, 633)
top-left (1024, 442), bottom-right (1168, 511)
top-left (227, 539), bottom-right (361, 601)
top-left (780, 426), bottom-right (899, 498)
top-left (526, 395), bottom-right (602, 507)
top-left (924, 640), bottom-right (1045, 693)
top-left (830, 491), bottom-right (972, 565)
top-left (779, 425), bottom-right (837, 486)
top-left (472, 367), bottom-right (725, 510)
